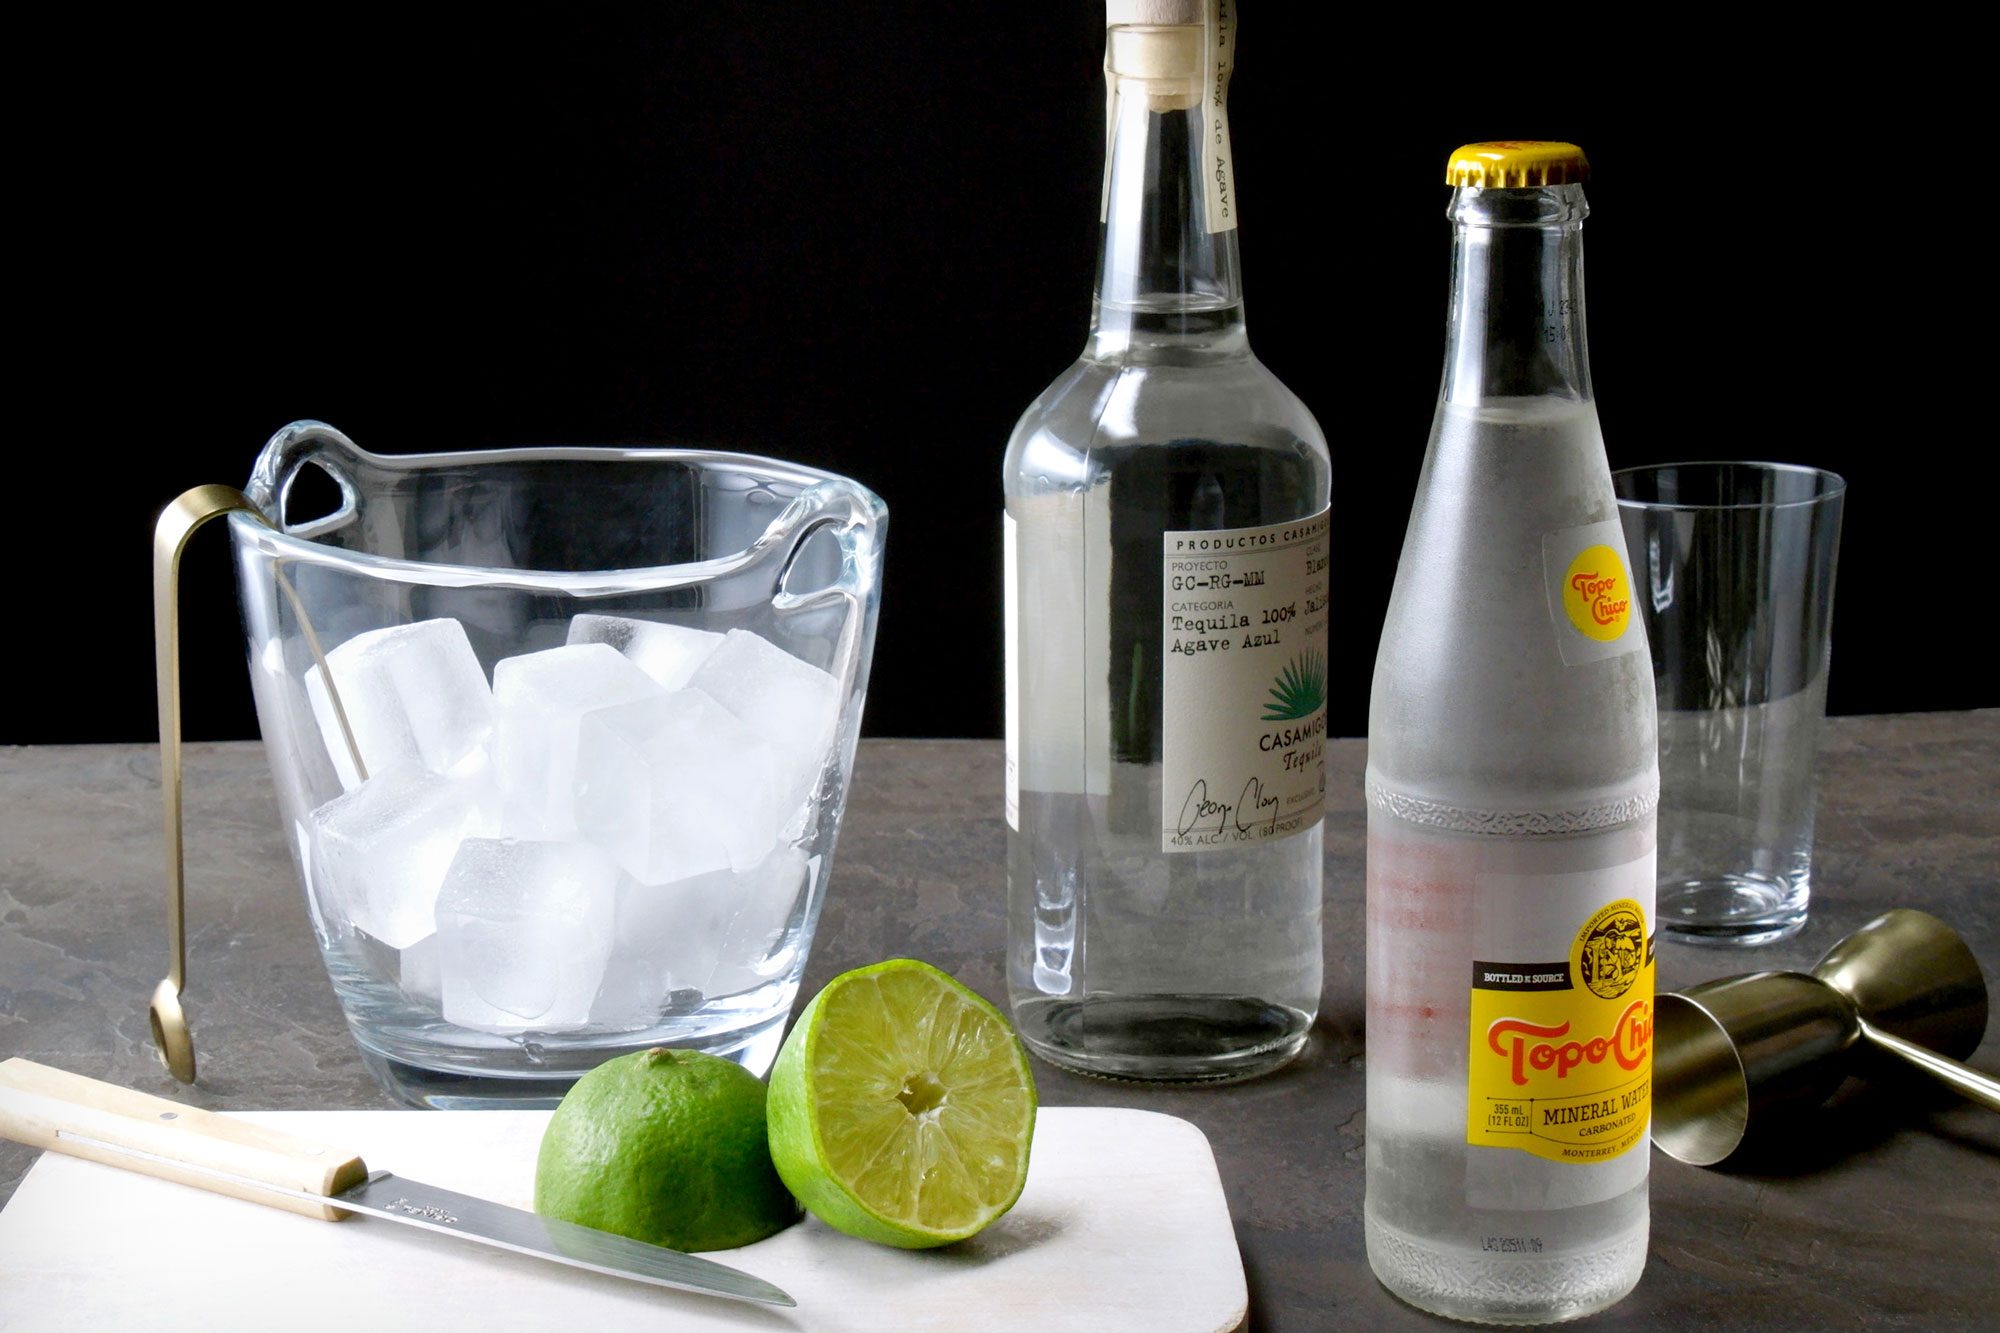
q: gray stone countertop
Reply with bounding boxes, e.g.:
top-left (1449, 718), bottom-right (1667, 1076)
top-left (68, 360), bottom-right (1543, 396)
top-left (2, 715), bottom-right (1996, 1329)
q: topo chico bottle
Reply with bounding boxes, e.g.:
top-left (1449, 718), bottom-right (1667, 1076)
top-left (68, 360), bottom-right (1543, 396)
top-left (1364, 142), bottom-right (1658, 1321)
top-left (1001, 0), bottom-right (1331, 1083)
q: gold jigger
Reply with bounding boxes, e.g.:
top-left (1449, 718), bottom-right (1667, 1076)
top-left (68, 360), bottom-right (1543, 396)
top-left (1652, 909), bottom-right (2000, 1166)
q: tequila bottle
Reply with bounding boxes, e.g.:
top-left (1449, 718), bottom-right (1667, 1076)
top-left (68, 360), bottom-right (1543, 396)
top-left (1002, 0), bottom-right (1330, 1083)
top-left (1364, 141), bottom-right (1657, 1321)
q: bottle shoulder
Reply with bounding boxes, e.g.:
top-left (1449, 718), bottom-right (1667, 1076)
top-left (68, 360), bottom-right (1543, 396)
top-left (1003, 351), bottom-right (1328, 496)
top-left (1366, 392), bottom-right (1652, 804)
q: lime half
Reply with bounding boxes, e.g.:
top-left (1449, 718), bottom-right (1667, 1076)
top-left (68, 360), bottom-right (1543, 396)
top-left (766, 959), bottom-right (1038, 1248)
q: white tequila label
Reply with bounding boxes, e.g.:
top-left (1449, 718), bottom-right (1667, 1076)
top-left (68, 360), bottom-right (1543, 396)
top-left (1160, 507), bottom-right (1329, 853)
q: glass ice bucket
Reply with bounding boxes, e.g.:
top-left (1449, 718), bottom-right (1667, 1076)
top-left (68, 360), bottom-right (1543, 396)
top-left (151, 421), bottom-right (886, 1107)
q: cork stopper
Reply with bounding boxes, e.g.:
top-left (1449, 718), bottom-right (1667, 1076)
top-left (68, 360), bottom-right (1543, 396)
top-left (1106, 0), bottom-right (1203, 110)
top-left (1108, 25), bottom-right (1200, 85)
top-left (1106, 0), bottom-right (1204, 24)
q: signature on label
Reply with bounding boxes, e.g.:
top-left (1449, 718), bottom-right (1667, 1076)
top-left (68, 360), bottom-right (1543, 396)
top-left (1176, 777), bottom-right (1280, 838)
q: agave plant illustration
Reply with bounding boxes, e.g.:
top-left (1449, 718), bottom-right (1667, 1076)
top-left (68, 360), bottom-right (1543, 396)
top-left (1262, 648), bottom-right (1327, 721)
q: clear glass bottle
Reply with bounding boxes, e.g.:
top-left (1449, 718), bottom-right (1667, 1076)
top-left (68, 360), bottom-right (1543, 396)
top-left (1364, 142), bottom-right (1657, 1321)
top-left (1001, 3), bottom-right (1330, 1083)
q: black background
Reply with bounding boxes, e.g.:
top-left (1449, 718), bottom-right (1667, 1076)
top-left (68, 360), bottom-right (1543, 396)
top-left (14, 9), bottom-right (1987, 745)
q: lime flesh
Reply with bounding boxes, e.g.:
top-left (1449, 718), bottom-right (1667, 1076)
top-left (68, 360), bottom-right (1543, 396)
top-left (766, 959), bottom-right (1038, 1248)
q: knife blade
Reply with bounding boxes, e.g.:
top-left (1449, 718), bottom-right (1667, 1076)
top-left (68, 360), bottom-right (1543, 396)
top-left (0, 1058), bottom-right (794, 1308)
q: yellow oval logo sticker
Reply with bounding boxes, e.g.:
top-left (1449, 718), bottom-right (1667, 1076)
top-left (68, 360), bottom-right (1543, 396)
top-left (1561, 544), bottom-right (1632, 642)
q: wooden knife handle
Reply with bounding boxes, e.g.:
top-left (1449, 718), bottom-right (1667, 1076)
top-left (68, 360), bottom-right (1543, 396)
top-left (0, 1058), bottom-right (369, 1221)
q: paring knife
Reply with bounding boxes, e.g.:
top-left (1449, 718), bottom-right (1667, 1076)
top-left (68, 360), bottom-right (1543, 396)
top-left (0, 1058), bottom-right (794, 1308)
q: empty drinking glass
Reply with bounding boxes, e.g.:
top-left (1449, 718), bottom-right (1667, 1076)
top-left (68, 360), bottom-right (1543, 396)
top-left (1614, 462), bottom-right (1844, 945)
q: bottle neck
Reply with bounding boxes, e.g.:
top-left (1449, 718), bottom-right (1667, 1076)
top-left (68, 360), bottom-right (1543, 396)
top-left (1087, 25), bottom-right (1246, 363)
top-left (1442, 184), bottom-right (1592, 405)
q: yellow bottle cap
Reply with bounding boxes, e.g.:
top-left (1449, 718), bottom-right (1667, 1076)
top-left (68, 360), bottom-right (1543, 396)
top-left (1445, 141), bottom-right (1590, 188)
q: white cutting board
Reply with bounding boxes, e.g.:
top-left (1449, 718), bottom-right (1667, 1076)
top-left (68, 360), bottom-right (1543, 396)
top-left (0, 1106), bottom-right (1244, 1333)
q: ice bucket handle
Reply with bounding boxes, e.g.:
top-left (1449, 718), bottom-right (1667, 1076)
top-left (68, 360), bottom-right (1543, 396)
top-left (761, 476), bottom-right (887, 719)
top-left (243, 419), bottom-right (363, 536)
top-left (767, 475), bottom-right (887, 610)
top-left (149, 486), bottom-right (363, 1084)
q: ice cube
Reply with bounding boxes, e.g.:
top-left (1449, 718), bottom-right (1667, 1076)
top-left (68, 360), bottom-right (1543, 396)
top-left (307, 763), bottom-right (490, 949)
top-left (294, 821), bottom-right (329, 945)
top-left (352, 926), bottom-right (444, 1008)
top-left (589, 846), bottom-right (811, 1027)
top-left (435, 838), bottom-right (618, 1033)
top-left (400, 934), bottom-right (442, 1006)
top-left (573, 690), bottom-right (782, 882)
top-left (686, 629), bottom-right (842, 818)
top-left (305, 618), bottom-right (494, 790)
top-left (567, 614), bottom-right (725, 692)
top-left (589, 872), bottom-right (729, 1029)
top-left (491, 644), bottom-right (665, 836)
top-left (257, 638), bottom-right (342, 816)
top-left (704, 847), bottom-right (813, 999)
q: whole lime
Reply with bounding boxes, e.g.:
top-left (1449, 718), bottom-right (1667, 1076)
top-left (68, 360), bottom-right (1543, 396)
top-left (534, 1048), bottom-right (799, 1251)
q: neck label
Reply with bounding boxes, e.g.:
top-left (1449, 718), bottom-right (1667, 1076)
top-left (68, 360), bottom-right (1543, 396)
top-left (1203, 0), bottom-right (1238, 234)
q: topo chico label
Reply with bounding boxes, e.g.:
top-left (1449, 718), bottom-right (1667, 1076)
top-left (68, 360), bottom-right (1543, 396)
top-left (1466, 854), bottom-right (1656, 1165)
top-left (1160, 507), bottom-right (1329, 854)
top-left (1541, 518), bottom-right (1645, 666)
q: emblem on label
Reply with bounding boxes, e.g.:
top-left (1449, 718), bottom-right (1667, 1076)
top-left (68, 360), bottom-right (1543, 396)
top-left (1262, 650), bottom-right (1327, 721)
top-left (1575, 899), bottom-right (1646, 999)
